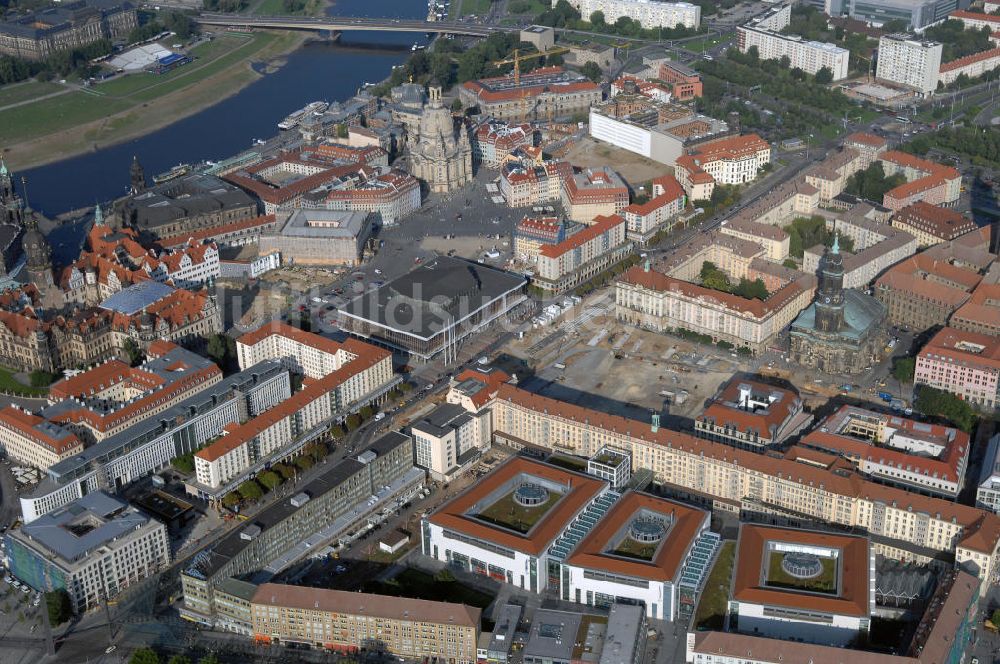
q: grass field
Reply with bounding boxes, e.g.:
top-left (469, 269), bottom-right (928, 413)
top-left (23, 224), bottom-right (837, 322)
top-left (694, 541), bottom-right (735, 631)
top-left (459, 0), bottom-right (493, 17)
top-left (365, 569), bottom-right (493, 608)
top-left (477, 489), bottom-right (560, 533)
top-left (0, 81), bottom-right (63, 108)
top-left (0, 33), bottom-right (274, 147)
top-left (613, 537), bottom-right (657, 560)
top-left (683, 34), bottom-right (730, 53)
top-left (0, 368), bottom-right (48, 397)
top-left (765, 552), bottom-right (837, 594)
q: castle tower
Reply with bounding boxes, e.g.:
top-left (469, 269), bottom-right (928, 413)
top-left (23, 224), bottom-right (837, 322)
top-left (21, 177), bottom-right (53, 289)
top-left (814, 233), bottom-right (845, 333)
top-left (0, 159), bottom-right (23, 227)
top-left (130, 155), bottom-right (146, 195)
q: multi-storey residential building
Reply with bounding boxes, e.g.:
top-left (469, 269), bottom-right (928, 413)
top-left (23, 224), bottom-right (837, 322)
top-left (621, 174), bottom-right (686, 244)
top-left (41, 341), bottom-right (222, 443)
top-left (561, 167), bottom-right (630, 223)
top-left (411, 402), bottom-right (492, 481)
top-left (514, 216), bottom-right (568, 262)
top-left (195, 324), bottom-right (397, 494)
top-left (0, 0), bottom-right (137, 61)
top-left (460, 67), bottom-right (602, 123)
top-left (0, 407), bottom-right (82, 471)
top-left (879, 151), bottom-right (962, 210)
top-left (876, 34), bottom-right (943, 95)
top-left (561, 492), bottom-right (712, 621)
top-left (844, 132), bottom-right (889, 168)
top-left (5, 492), bottom-right (169, 612)
top-left (801, 405), bottom-right (969, 498)
top-left (500, 160), bottom-right (571, 208)
top-left (737, 25), bottom-right (850, 79)
top-left (719, 219), bottom-right (789, 261)
top-left (611, 76), bottom-right (674, 103)
top-left (181, 432), bottom-right (419, 623)
top-left (570, 0), bottom-right (700, 28)
top-left (801, 213), bottom-right (918, 289)
top-left (728, 525), bottom-right (875, 646)
top-left (915, 326), bottom-right (1000, 408)
top-left (659, 232), bottom-right (765, 282)
top-left (978, 434), bottom-right (1000, 514)
top-left (616, 264), bottom-right (815, 354)
top-left (675, 135), bottom-right (772, 192)
top-left (446, 366), bottom-right (513, 413)
top-left (536, 214), bottom-right (631, 293)
top-left (19, 362), bottom-right (288, 522)
top-left (694, 378), bottom-right (805, 451)
top-left (939, 46), bottom-right (1000, 85)
top-left (725, 179), bottom-right (819, 227)
top-left (686, 568), bottom-right (979, 664)
top-left (802, 148), bottom-right (865, 202)
top-left (891, 201), bottom-right (976, 246)
top-left (949, 9), bottom-right (1000, 31)
top-left (487, 385), bottom-right (1000, 590)
top-left (951, 282), bottom-right (1000, 336)
top-left (472, 121), bottom-right (534, 168)
top-left (250, 584), bottom-right (480, 661)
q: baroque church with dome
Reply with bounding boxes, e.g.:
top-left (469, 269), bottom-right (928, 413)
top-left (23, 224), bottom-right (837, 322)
top-left (789, 234), bottom-right (887, 375)
top-left (409, 83), bottom-right (472, 194)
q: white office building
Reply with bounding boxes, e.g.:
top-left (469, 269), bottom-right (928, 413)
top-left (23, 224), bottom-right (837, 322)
top-left (737, 25), bottom-right (850, 80)
top-left (875, 34), bottom-right (943, 95)
top-left (978, 434), bottom-right (1000, 514)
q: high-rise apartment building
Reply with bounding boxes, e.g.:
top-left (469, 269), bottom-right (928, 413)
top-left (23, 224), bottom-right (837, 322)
top-left (876, 34), bottom-right (943, 95)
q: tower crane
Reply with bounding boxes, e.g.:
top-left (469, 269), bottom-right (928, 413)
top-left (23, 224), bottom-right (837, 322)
top-left (491, 47), bottom-right (571, 86)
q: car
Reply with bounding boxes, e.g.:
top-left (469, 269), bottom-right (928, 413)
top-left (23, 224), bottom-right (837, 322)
top-left (373, 412), bottom-right (386, 421)
top-left (105, 646), bottom-right (117, 654)
top-left (20, 586), bottom-right (29, 593)
top-left (335, 565), bottom-right (347, 573)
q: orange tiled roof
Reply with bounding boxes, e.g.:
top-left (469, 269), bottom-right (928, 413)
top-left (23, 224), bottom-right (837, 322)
top-left (940, 46), bottom-right (1000, 72)
top-left (538, 214), bottom-right (623, 259)
top-left (0, 406), bottom-right (81, 456)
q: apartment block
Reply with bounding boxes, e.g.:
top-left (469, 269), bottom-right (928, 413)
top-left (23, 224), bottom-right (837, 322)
top-left (876, 34), bottom-right (943, 95)
top-left (536, 214), bottom-right (631, 293)
top-left (500, 160), bottom-right (572, 208)
top-left (951, 282), bottom-right (1000, 336)
top-left (675, 135), bottom-right (772, 192)
top-left (737, 25), bottom-right (850, 80)
top-left (250, 584), bottom-right (480, 662)
top-left (694, 378), bottom-right (805, 451)
top-left (621, 174), bottom-right (686, 244)
top-left (411, 402), bottom-right (492, 481)
top-left (561, 168), bottom-right (630, 223)
top-left (0, 407), bottom-right (82, 471)
top-left (571, 0), bottom-right (700, 28)
top-left (874, 255), bottom-right (979, 332)
top-left (891, 201), bottom-right (976, 247)
top-left (878, 151), bottom-right (962, 210)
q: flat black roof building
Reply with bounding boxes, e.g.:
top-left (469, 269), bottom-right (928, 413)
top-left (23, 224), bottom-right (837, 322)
top-left (338, 256), bottom-right (527, 362)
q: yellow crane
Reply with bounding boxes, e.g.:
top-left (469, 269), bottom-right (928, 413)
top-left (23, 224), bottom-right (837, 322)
top-left (492, 47), bottom-right (571, 86)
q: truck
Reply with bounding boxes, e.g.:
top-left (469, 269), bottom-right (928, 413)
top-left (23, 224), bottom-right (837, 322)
top-left (877, 392), bottom-right (893, 402)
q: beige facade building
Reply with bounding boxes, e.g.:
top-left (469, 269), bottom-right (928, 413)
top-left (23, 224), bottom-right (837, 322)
top-left (561, 167), bottom-right (630, 224)
top-left (536, 214), bottom-right (631, 293)
top-left (258, 210), bottom-right (372, 267)
top-left (251, 583), bottom-right (480, 662)
top-left (0, 407), bottom-right (82, 470)
top-left (0, 0), bottom-right (137, 61)
top-left (487, 384), bottom-right (1000, 591)
top-left (410, 86), bottom-right (472, 193)
top-left (411, 403), bottom-right (492, 481)
top-left (719, 219), bottom-right (789, 261)
top-left (615, 264), bottom-right (815, 354)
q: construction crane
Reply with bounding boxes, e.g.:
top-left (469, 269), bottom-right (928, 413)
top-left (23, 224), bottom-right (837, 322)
top-left (492, 47), bottom-right (570, 86)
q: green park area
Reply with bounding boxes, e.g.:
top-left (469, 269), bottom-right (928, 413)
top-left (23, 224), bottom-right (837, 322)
top-left (613, 537), bottom-right (658, 561)
top-left (694, 541), bottom-right (735, 630)
top-left (765, 552), bottom-right (838, 594)
top-left (0, 367), bottom-right (50, 397)
top-left (365, 569), bottom-right (494, 609)
top-left (0, 80), bottom-right (63, 108)
top-left (476, 488), bottom-right (560, 533)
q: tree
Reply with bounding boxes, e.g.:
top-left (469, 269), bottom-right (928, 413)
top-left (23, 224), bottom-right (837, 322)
top-left (222, 492), bottom-right (241, 508)
top-left (779, 55), bottom-right (791, 69)
top-left (206, 334), bottom-right (228, 368)
top-left (238, 479), bottom-right (263, 501)
top-left (360, 405), bottom-right (375, 420)
top-left (450, 98), bottom-right (462, 113)
top-left (272, 463), bottom-right (295, 481)
top-left (782, 259), bottom-right (798, 269)
top-left (914, 385), bottom-right (977, 432)
top-left (589, 10), bottom-right (605, 25)
top-left (295, 455), bottom-right (314, 471)
top-left (814, 66), bottom-right (833, 84)
top-left (129, 649), bottom-right (160, 664)
top-left (257, 470), bottom-right (282, 491)
top-left (167, 656), bottom-right (192, 664)
top-left (581, 61), bottom-right (602, 83)
top-left (881, 19), bottom-right (908, 33)
top-left (345, 413), bottom-right (362, 430)
top-left (434, 568), bottom-right (456, 582)
top-left (45, 589), bottom-right (72, 626)
top-left (198, 656), bottom-right (221, 664)
top-left (892, 357), bottom-right (915, 383)
top-left (122, 339), bottom-right (142, 367)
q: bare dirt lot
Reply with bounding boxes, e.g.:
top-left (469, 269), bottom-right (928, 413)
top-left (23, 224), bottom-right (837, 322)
top-left (560, 137), bottom-right (672, 188)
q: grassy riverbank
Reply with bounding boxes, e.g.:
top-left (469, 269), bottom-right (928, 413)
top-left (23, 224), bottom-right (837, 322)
top-left (0, 29), bottom-right (306, 170)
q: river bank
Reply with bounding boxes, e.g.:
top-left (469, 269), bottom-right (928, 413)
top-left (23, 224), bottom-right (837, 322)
top-left (2, 29), bottom-right (309, 172)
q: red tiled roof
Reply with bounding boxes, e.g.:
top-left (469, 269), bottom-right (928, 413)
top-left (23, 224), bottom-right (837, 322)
top-left (940, 46), bottom-right (1000, 72)
top-left (845, 132), bottom-right (888, 148)
top-left (538, 214), bottom-right (624, 259)
top-left (699, 378), bottom-right (800, 441)
top-left (0, 406), bottom-right (81, 456)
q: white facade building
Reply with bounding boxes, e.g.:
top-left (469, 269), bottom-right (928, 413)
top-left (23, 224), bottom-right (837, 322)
top-left (876, 34), bottom-right (943, 95)
top-left (978, 434), bottom-right (1000, 515)
top-left (737, 25), bottom-right (850, 80)
top-left (571, 0), bottom-right (700, 28)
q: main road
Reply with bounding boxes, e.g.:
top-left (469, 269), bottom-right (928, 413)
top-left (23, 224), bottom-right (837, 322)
top-left (195, 12), bottom-right (499, 36)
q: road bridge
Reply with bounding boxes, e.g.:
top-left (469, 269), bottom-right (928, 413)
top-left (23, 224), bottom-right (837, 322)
top-left (195, 13), bottom-right (499, 37)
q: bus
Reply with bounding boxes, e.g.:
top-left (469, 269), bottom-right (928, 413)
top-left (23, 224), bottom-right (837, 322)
top-left (895, 116), bottom-right (911, 124)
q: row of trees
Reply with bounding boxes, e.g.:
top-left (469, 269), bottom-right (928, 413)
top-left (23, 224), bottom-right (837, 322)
top-left (923, 20), bottom-right (993, 63)
top-left (221, 439), bottom-right (333, 508)
top-left (128, 11), bottom-right (196, 43)
top-left (903, 126), bottom-right (1000, 168)
top-left (844, 161), bottom-right (908, 202)
top-left (781, 5), bottom-right (876, 75)
top-left (913, 385), bottom-right (978, 433)
top-left (0, 38), bottom-right (112, 85)
top-left (130, 649), bottom-right (220, 664)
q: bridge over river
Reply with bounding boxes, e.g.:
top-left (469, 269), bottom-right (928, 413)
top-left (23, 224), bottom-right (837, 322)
top-left (195, 13), bottom-right (499, 37)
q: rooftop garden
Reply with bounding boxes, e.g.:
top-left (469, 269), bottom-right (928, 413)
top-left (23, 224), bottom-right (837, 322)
top-left (476, 488), bottom-right (560, 534)
top-left (765, 551), bottom-right (838, 594)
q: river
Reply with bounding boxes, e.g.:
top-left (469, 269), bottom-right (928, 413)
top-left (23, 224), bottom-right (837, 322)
top-left (22, 0), bottom-right (429, 229)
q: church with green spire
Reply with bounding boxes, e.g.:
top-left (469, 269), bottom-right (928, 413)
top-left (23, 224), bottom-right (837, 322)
top-left (788, 232), bottom-right (888, 375)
